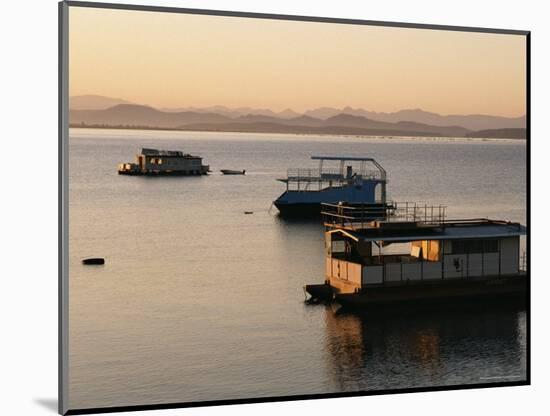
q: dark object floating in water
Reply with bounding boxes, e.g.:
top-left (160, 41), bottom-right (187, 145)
top-left (244, 211), bottom-right (254, 214)
top-left (82, 258), bottom-right (105, 265)
top-left (221, 169), bottom-right (246, 175)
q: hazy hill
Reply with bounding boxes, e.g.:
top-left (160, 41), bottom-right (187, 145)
top-left (69, 95), bottom-right (133, 110)
top-left (71, 104), bottom-right (476, 137)
top-left (278, 109), bottom-right (302, 119)
top-left (69, 95), bottom-right (525, 131)
top-left (70, 104), bottom-right (231, 128)
top-left (159, 105), bottom-right (301, 119)
top-left (305, 107), bottom-right (526, 130)
top-left (393, 120), bottom-right (470, 136)
top-left (465, 128), bottom-right (526, 139)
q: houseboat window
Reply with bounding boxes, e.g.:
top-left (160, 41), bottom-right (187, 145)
top-left (484, 239), bottom-right (498, 252)
top-left (414, 240), bottom-right (439, 261)
top-left (451, 239), bottom-right (498, 254)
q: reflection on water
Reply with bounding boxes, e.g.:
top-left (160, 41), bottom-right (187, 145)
top-left (324, 308), bottom-right (526, 391)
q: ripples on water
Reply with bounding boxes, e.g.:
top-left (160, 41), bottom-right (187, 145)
top-left (68, 129), bottom-right (527, 409)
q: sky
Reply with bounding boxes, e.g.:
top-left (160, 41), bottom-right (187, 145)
top-left (69, 6), bottom-right (527, 117)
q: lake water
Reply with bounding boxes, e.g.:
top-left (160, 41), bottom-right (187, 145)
top-left (68, 129), bottom-right (527, 410)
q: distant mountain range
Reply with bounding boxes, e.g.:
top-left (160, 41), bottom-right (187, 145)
top-left (304, 107), bottom-right (526, 131)
top-left (69, 95), bottom-right (526, 139)
top-left (160, 105), bottom-right (302, 120)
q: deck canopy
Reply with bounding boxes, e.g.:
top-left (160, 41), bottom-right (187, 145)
top-left (311, 156), bottom-right (377, 162)
top-left (328, 222), bottom-right (527, 243)
top-left (140, 148), bottom-right (199, 158)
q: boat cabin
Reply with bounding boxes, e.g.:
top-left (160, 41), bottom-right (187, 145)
top-left (118, 148), bottom-right (209, 175)
top-left (320, 202), bottom-right (527, 295)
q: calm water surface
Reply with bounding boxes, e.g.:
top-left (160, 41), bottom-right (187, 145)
top-left (68, 129), bottom-right (527, 409)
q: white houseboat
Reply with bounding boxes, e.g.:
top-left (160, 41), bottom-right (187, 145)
top-left (274, 156), bottom-right (390, 217)
top-left (118, 148), bottom-right (209, 176)
top-left (305, 202), bottom-right (527, 310)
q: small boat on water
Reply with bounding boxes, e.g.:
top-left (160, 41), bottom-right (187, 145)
top-left (221, 169), bottom-right (246, 175)
top-left (220, 169), bottom-right (246, 175)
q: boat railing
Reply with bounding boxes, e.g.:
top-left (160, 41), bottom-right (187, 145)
top-left (286, 168), bottom-right (383, 182)
top-left (520, 250), bottom-right (527, 272)
top-left (287, 168), bottom-right (340, 181)
top-left (395, 202), bottom-right (447, 224)
top-left (322, 201), bottom-right (447, 229)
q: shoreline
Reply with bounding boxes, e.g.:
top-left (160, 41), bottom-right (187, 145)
top-left (68, 126), bottom-right (526, 143)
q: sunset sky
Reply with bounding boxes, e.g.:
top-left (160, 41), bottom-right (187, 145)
top-left (69, 6), bottom-right (527, 117)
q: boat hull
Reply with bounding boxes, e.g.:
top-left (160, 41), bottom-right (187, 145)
top-left (274, 202), bottom-right (323, 217)
top-left (273, 183), bottom-right (380, 217)
top-left (221, 169), bottom-right (245, 175)
top-left (118, 169), bottom-right (209, 176)
top-left (306, 275), bottom-right (527, 313)
top-left (274, 201), bottom-right (391, 217)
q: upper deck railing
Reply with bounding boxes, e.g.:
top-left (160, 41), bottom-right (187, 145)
top-left (322, 201), bottom-right (447, 230)
top-left (286, 168), bottom-right (383, 182)
top-left (520, 250), bottom-right (527, 273)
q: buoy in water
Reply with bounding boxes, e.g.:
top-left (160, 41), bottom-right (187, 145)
top-left (82, 258), bottom-right (105, 265)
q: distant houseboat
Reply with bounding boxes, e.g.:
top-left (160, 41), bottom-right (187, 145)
top-left (274, 156), bottom-right (390, 217)
top-left (305, 202), bottom-right (527, 311)
top-left (118, 148), bottom-right (209, 175)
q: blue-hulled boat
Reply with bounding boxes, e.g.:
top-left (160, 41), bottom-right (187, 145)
top-left (274, 156), bottom-right (390, 217)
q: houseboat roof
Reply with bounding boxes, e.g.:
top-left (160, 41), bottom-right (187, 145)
top-left (311, 156), bottom-right (379, 162)
top-left (140, 148), bottom-right (200, 158)
top-left (328, 220), bottom-right (527, 243)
